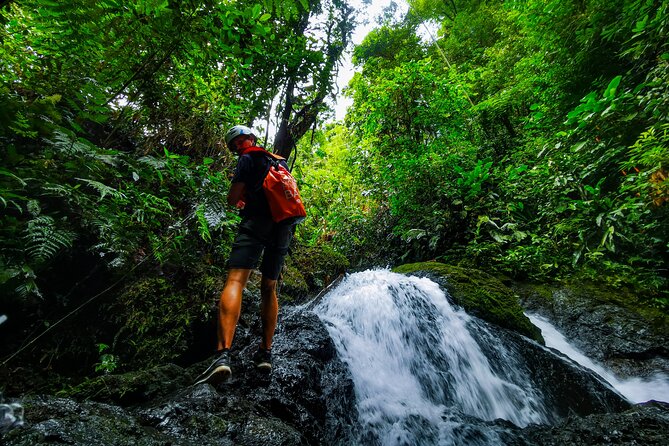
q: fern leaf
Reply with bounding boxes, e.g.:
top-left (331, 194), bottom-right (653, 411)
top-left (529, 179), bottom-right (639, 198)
top-left (76, 178), bottom-right (126, 200)
top-left (41, 182), bottom-right (76, 199)
top-left (49, 129), bottom-right (120, 166)
top-left (201, 198), bottom-right (228, 227)
top-left (24, 216), bottom-right (77, 264)
top-left (195, 204), bottom-right (212, 243)
top-left (49, 129), bottom-right (90, 155)
top-left (138, 156), bottom-right (168, 170)
top-left (27, 199), bottom-right (41, 216)
top-left (15, 279), bottom-right (43, 299)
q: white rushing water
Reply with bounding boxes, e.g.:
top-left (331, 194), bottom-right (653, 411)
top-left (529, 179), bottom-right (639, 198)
top-left (526, 313), bottom-right (669, 404)
top-left (314, 270), bottom-right (549, 445)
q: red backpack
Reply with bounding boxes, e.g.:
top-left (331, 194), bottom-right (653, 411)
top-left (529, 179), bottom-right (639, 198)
top-left (243, 147), bottom-right (307, 223)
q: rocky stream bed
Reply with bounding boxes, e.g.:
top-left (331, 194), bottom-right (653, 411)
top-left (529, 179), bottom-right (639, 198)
top-left (2, 263), bottom-right (668, 445)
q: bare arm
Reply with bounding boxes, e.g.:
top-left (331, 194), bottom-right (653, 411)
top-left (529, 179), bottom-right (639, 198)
top-left (227, 182), bottom-right (246, 206)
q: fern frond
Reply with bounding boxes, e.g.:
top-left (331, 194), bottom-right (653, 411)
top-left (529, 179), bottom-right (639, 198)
top-left (27, 199), bottom-right (41, 216)
top-left (49, 129), bottom-right (91, 156)
top-left (23, 216), bottom-right (77, 264)
top-left (139, 192), bottom-right (172, 214)
top-left (138, 156), bottom-right (168, 170)
top-left (200, 198), bottom-right (228, 227)
top-left (49, 129), bottom-right (121, 167)
top-left (15, 278), bottom-right (42, 299)
top-left (86, 216), bottom-right (113, 237)
top-left (41, 182), bottom-right (92, 208)
top-left (76, 178), bottom-right (126, 200)
top-left (41, 182), bottom-right (76, 198)
top-left (195, 204), bottom-right (212, 243)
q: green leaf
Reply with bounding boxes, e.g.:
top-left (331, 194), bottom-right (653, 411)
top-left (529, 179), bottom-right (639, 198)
top-left (632, 14), bottom-right (648, 33)
top-left (76, 178), bottom-right (126, 200)
top-left (603, 75), bottom-right (622, 99)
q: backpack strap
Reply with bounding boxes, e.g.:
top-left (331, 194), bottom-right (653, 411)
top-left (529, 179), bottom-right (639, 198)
top-left (240, 146), bottom-right (285, 161)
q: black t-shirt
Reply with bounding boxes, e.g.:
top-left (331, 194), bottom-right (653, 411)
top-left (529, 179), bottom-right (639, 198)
top-left (232, 152), bottom-right (289, 219)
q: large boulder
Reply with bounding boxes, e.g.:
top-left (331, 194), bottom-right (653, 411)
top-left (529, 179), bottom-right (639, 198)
top-left (489, 325), bottom-right (630, 420)
top-left (515, 281), bottom-right (669, 378)
top-left (393, 262), bottom-right (543, 342)
top-left (3, 307), bottom-right (358, 446)
top-left (517, 400), bottom-right (669, 446)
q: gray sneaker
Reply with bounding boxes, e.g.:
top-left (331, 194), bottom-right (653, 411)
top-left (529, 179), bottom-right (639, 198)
top-left (194, 350), bottom-right (231, 385)
top-left (252, 348), bottom-right (272, 371)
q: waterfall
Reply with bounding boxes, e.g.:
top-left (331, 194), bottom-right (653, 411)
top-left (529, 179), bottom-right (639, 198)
top-left (526, 313), bottom-right (669, 404)
top-left (313, 270), bottom-right (549, 445)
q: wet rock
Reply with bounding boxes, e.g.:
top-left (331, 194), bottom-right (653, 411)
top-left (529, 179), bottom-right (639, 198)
top-left (0, 393), bottom-right (24, 435)
top-left (65, 363), bottom-right (191, 406)
top-left (6, 275), bottom-right (663, 446)
top-left (3, 306), bottom-right (358, 446)
top-left (3, 395), bottom-right (171, 445)
top-left (516, 282), bottom-right (669, 378)
top-left (491, 327), bottom-right (630, 420)
top-left (519, 400), bottom-right (669, 445)
top-left (393, 262), bottom-right (543, 342)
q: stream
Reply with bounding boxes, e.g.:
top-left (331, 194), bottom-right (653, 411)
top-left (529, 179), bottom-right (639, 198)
top-left (526, 313), bottom-right (669, 404)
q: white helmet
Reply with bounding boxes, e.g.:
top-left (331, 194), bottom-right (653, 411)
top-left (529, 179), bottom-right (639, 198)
top-left (225, 125), bottom-right (257, 148)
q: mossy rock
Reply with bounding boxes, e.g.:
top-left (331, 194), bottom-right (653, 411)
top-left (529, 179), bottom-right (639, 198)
top-left (514, 280), bottom-right (669, 336)
top-left (109, 266), bottom-right (224, 370)
top-left (282, 241), bottom-right (349, 302)
top-left (562, 280), bottom-right (669, 334)
top-left (281, 261), bottom-right (310, 302)
top-left (61, 363), bottom-right (190, 406)
top-left (393, 262), bottom-right (543, 343)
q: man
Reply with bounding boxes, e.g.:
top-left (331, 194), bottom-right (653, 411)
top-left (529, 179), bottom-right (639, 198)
top-left (194, 125), bottom-right (295, 385)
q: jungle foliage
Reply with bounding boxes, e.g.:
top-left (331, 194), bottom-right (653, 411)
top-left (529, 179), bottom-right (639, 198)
top-left (1, 0), bottom-right (667, 388)
top-left (0, 0), bottom-right (352, 380)
top-left (302, 0), bottom-right (668, 308)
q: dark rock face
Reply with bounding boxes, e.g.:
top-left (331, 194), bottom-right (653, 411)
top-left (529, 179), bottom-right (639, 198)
top-left (489, 326), bottom-right (630, 420)
top-left (518, 401), bottom-right (669, 446)
top-left (3, 307), bottom-right (358, 446)
top-left (516, 283), bottom-right (669, 378)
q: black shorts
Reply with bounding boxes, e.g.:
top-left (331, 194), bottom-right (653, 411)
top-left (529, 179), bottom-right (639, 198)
top-left (227, 216), bottom-right (294, 280)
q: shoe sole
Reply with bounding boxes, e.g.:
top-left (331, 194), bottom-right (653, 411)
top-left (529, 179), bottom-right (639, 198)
top-left (255, 362), bottom-right (271, 371)
top-left (194, 365), bottom-right (231, 385)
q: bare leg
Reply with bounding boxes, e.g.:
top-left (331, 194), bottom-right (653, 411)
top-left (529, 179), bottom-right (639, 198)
top-left (217, 268), bottom-right (252, 351)
top-left (259, 276), bottom-right (278, 350)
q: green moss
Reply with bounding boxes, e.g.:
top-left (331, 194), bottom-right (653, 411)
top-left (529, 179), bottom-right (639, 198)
top-left (283, 241), bottom-right (349, 301)
top-left (281, 262), bottom-right (310, 302)
top-left (514, 279), bottom-right (668, 336)
top-left (393, 262), bottom-right (543, 342)
top-left (109, 265), bottom-right (224, 369)
top-left (511, 282), bottom-right (555, 304)
top-left (61, 363), bottom-right (187, 406)
top-left (183, 413), bottom-right (229, 436)
top-left (562, 280), bottom-right (669, 335)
